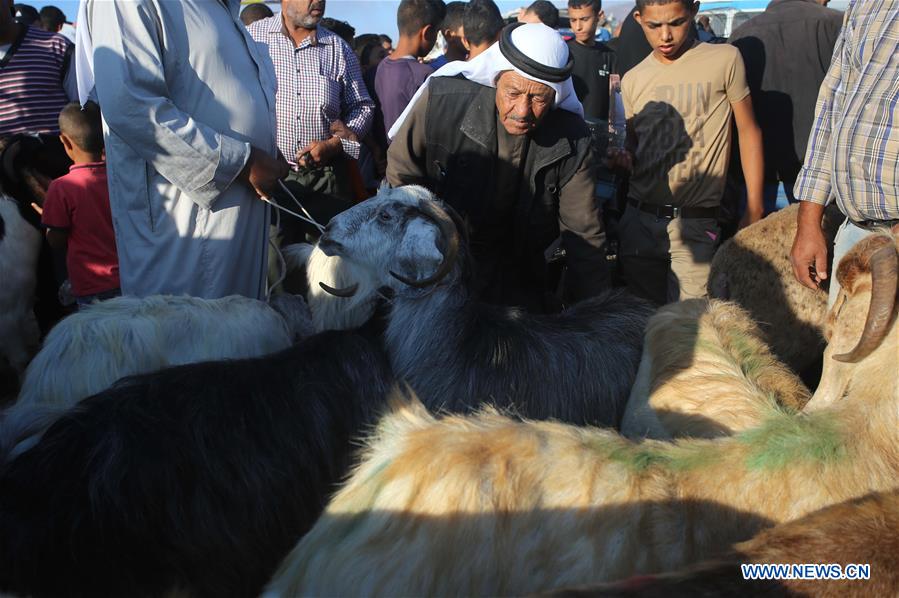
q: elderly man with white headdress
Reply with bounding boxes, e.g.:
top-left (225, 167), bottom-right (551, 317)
top-left (387, 22), bottom-right (607, 312)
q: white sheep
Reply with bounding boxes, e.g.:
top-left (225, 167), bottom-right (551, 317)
top-left (12, 294), bottom-right (310, 412)
top-left (265, 232), bottom-right (899, 597)
top-left (621, 298), bottom-right (810, 439)
top-left (0, 196), bottom-right (41, 379)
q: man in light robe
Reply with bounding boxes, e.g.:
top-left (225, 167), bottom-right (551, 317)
top-left (84, 0), bottom-right (287, 299)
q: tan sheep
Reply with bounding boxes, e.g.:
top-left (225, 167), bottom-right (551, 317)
top-left (708, 203), bottom-right (843, 377)
top-left (265, 233), bottom-right (899, 597)
top-left (621, 298), bottom-right (810, 439)
top-left (547, 489), bottom-right (899, 597)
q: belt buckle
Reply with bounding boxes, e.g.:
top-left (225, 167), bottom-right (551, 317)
top-left (668, 205), bottom-right (679, 219)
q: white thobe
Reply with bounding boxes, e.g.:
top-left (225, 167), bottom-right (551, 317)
top-left (87, 0), bottom-right (278, 298)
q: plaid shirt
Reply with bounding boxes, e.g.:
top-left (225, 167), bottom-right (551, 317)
top-left (248, 17), bottom-right (374, 163)
top-left (793, 0), bottom-right (899, 222)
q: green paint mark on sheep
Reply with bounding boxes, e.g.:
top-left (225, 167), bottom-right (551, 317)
top-left (585, 435), bottom-right (722, 473)
top-left (585, 401), bottom-right (842, 475)
top-left (738, 410), bottom-right (848, 470)
top-left (730, 336), bottom-right (769, 380)
top-left (693, 327), bottom-right (770, 382)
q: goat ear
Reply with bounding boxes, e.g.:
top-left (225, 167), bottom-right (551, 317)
top-left (393, 218), bottom-right (444, 284)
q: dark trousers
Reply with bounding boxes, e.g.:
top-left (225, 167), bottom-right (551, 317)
top-left (272, 163), bottom-right (354, 245)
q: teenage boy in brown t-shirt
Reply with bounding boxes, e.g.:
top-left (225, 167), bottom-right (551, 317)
top-left (611, 0), bottom-right (763, 305)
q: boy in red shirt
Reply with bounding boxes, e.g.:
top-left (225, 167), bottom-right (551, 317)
top-left (41, 102), bottom-right (120, 307)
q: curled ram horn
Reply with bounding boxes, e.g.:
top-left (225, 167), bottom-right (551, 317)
top-left (833, 240), bottom-right (898, 363)
top-left (389, 200), bottom-right (460, 288)
top-left (318, 281), bottom-right (359, 298)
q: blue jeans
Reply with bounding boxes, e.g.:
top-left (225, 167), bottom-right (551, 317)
top-left (738, 182), bottom-right (796, 217)
top-left (827, 219), bottom-right (876, 308)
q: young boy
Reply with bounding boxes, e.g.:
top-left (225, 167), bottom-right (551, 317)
top-left (428, 1), bottom-right (467, 69)
top-left (566, 0), bottom-right (617, 123)
top-left (518, 0), bottom-right (560, 28)
top-left (461, 0), bottom-right (504, 60)
top-left (375, 0), bottom-right (447, 134)
top-left (41, 101), bottom-right (120, 307)
top-left (614, 0), bottom-right (763, 304)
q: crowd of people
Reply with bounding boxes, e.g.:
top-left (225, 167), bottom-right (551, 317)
top-left (0, 0), bottom-right (896, 317)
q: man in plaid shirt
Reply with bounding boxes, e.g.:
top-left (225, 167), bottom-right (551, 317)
top-left (249, 0), bottom-right (374, 235)
top-left (790, 0), bottom-right (898, 305)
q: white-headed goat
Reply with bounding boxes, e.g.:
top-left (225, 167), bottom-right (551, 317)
top-left (622, 299), bottom-right (810, 439)
top-left (313, 185), bottom-right (654, 427)
top-left (266, 232), bottom-right (899, 596)
top-left (281, 242), bottom-right (381, 332)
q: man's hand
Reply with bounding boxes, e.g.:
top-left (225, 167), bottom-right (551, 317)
top-left (605, 147), bottom-right (633, 175)
top-left (329, 119), bottom-right (359, 143)
top-left (242, 146), bottom-right (289, 199)
top-left (790, 201), bottom-right (829, 290)
top-left (739, 204), bottom-right (763, 229)
top-left (297, 137), bottom-right (342, 168)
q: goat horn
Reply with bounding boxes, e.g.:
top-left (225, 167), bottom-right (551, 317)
top-left (319, 281), bottom-right (359, 297)
top-left (389, 200), bottom-right (460, 288)
top-left (1, 138), bottom-right (22, 183)
top-left (833, 240), bottom-right (898, 363)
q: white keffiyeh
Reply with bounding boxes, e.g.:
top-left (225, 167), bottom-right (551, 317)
top-left (388, 22), bottom-right (583, 139)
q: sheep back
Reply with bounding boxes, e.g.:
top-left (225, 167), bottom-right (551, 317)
top-left (707, 203), bottom-right (843, 375)
top-left (546, 489), bottom-right (899, 597)
top-left (622, 299), bottom-right (810, 439)
top-left (14, 294), bottom-right (296, 411)
top-left (0, 329), bottom-right (394, 598)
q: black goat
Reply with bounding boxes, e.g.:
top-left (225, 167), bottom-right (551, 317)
top-left (0, 329), bottom-right (394, 598)
top-left (317, 185), bottom-right (654, 427)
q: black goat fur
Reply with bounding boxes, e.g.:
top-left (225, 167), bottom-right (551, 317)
top-left (0, 329), bottom-right (394, 598)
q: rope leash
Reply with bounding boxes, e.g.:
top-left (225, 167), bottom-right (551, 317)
top-left (262, 180), bottom-right (328, 299)
top-left (265, 200), bottom-right (287, 301)
top-left (261, 180), bottom-right (326, 233)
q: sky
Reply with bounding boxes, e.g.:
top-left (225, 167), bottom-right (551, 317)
top-left (23, 0), bottom-right (850, 42)
top-left (24, 0), bottom-right (637, 41)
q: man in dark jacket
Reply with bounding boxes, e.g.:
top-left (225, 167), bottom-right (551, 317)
top-left (387, 22), bottom-right (607, 312)
top-left (729, 0), bottom-right (843, 208)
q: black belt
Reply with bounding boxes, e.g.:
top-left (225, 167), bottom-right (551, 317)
top-left (851, 218), bottom-right (899, 230)
top-left (627, 198), bottom-right (718, 219)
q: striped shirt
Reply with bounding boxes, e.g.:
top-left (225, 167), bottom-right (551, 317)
top-left (0, 25), bottom-right (72, 135)
top-left (247, 17), bottom-right (374, 164)
top-left (793, 0), bottom-right (899, 222)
